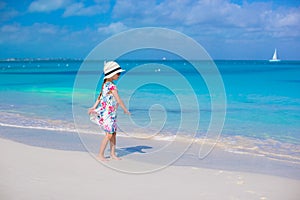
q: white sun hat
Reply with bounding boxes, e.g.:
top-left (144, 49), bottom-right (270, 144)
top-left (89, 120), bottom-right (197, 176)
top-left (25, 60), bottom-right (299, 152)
top-left (103, 61), bottom-right (125, 79)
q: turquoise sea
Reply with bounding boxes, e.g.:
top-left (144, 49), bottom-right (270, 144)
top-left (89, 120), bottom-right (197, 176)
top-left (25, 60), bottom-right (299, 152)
top-left (0, 59), bottom-right (299, 164)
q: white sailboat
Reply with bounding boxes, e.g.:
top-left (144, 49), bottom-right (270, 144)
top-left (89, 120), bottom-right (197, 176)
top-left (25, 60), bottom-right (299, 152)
top-left (269, 48), bottom-right (280, 62)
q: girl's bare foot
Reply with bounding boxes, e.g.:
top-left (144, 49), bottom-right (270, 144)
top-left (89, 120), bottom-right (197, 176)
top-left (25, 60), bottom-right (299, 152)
top-left (97, 155), bottom-right (109, 161)
top-left (111, 155), bottom-right (121, 160)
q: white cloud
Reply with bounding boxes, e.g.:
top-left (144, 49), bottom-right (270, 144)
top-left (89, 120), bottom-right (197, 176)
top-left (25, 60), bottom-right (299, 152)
top-left (112, 0), bottom-right (169, 25)
top-left (1, 24), bottom-right (20, 33)
top-left (34, 23), bottom-right (60, 34)
top-left (0, 1), bottom-right (19, 22)
top-left (0, 21), bottom-right (104, 57)
top-left (0, 9), bottom-right (18, 22)
top-left (0, 23), bottom-right (66, 44)
top-left (63, 2), bottom-right (108, 17)
top-left (97, 22), bottom-right (129, 35)
top-left (28, 0), bottom-right (70, 12)
top-left (112, 0), bottom-right (300, 39)
top-left (0, 22), bottom-right (103, 48)
top-left (277, 11), bottom-right (300, 27)
top-left (1, 0), bottom-right (299, 59)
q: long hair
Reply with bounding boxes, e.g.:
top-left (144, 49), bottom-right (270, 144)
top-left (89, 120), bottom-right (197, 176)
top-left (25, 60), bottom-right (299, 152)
top-left (97, 79), bottom-right (106, 100)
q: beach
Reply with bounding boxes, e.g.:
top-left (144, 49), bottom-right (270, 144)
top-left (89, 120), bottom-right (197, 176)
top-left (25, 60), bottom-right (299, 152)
top-left (1, 131), bottom-right (300, 200)
top-left (1, 59), bottom-right (300, 199)
top-left (2, 1), bottom-right (300, 199)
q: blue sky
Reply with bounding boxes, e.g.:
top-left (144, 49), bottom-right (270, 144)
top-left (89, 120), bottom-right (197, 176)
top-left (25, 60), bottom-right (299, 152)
top-left (0, 0), bottom-right (300, 60)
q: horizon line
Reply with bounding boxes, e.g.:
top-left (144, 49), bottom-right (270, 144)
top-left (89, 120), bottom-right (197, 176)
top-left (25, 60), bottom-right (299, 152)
top-left (1, 58), bottom-right (300, 62)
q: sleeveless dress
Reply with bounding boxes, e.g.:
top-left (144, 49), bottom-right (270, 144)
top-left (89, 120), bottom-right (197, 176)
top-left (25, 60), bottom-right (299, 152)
top-left (94, 82), bottom-right (118, 134)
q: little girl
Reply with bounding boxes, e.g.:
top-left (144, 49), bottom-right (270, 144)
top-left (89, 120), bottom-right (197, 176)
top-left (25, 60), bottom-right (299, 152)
top-left (88, 61), bottom-right (130, 161)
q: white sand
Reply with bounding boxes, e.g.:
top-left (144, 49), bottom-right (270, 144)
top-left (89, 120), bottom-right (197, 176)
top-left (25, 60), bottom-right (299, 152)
top-left (1, 138), bottom-right (299, 200)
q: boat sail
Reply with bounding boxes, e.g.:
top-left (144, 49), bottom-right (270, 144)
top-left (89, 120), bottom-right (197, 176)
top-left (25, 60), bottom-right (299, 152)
top-left (269, 48), bottom-right (280, 62)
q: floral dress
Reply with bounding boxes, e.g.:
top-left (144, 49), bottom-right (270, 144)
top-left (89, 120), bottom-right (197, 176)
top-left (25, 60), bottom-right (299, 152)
top-left (94, 82), bottom-right (118, 134)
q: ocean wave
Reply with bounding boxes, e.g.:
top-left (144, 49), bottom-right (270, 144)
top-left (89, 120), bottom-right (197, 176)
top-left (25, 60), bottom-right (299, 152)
top-left (0, 122), bottom-right (76, 133)
top-left (1, 111), bottom-right (300, 164)
top-left (0, 111), bottom-right (76, 132)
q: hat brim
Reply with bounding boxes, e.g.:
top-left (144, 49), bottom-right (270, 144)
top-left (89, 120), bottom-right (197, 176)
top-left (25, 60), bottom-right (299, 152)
top-left (104, 69), bottom-right (125, 79)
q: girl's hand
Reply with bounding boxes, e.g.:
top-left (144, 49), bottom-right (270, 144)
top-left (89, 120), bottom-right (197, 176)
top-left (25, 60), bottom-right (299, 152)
top-left (88, 107), bottom-right (95, 115)
top-left (124, 110), bottom-right (131, 115)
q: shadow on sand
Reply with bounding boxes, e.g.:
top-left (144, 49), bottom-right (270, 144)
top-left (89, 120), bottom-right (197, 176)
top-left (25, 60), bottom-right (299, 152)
top-left (117, 145), bottom-right (153, 157)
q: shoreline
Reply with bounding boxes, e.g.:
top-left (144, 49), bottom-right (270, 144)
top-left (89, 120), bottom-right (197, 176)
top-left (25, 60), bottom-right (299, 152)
top-left (1, 136), bottom-right (300, 200)
top-left (1, 116), bottom-right (299, 163)
top-left (1, 125), bottom-right (300, 180)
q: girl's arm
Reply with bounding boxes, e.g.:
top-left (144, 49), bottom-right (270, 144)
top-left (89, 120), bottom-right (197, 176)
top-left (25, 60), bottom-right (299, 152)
top-left (112, 90), bottom-right (130, 115)
top-left (88, 99), bottom-right (100, 114)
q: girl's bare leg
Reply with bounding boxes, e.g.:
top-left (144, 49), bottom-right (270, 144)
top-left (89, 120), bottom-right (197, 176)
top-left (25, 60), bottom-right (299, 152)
top-left (98, 133), bottom-right (112, 161)
top-left (110, 133), bottom-right (121, 160)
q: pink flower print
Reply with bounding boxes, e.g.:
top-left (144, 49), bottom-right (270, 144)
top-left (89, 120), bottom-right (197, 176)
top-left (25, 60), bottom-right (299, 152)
top-left (98, 117), bottom-right (104, 125)
top-left (101, 101), bottom-right (106, 108)
top-left (104, 124), bottom-right (111, 132)
top-left (109, 85), bottom-right (116, 91)
top-left (108, 106), bottom-right (115, 114)
top-left (109, 106), bottom-right (115, 112)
